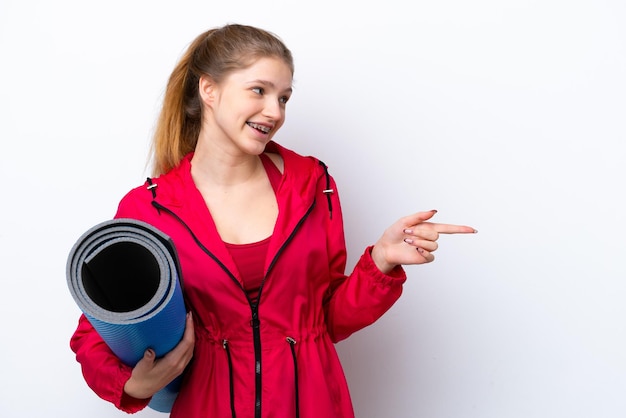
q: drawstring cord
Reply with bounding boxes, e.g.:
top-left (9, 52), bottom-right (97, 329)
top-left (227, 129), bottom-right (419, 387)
top-left (286, 337), bottom-right (300, 418)
top-left (146, 178), bottom-right (161, 214)
top-left (223, 337), bottom-right (299, 418)
top-left (146, 177), bottom-right (158, 198)
top-left (223, 340), bottom-right (237, 418)
top-left (318, 161), bottom-right (334, 219)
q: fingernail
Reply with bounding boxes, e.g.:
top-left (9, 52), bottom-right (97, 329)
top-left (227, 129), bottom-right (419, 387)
top-left (431, 209), bottom-right (438, 213)
top-left (417, 248), bottom-right (425, 254)
top-left (403, 228), bottom-right (413, 234)
top-left (404, 238), bottom-right (413, 244)
top-left (473, 229), bottom-right (478, 233)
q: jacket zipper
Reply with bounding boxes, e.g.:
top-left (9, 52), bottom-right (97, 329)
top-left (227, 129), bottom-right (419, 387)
top-left (151, 199), bottom-right (316, 418)
top-left (251, 199), bottom-right (315, 418)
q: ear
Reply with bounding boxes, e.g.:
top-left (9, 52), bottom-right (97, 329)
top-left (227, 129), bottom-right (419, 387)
top-left (198, 76), bottom-right (216, 105)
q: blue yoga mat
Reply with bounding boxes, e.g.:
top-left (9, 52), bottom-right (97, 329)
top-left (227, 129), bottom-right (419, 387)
top-left (66, 218), bottom-right (187, 412)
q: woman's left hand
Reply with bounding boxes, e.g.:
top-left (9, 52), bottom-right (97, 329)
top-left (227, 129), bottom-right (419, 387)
top-left (370, 210), bottom-right (476, 274)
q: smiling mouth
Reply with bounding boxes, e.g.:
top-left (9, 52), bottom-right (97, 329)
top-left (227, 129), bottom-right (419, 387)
top-left (247, 122), bottom-right (272, 134)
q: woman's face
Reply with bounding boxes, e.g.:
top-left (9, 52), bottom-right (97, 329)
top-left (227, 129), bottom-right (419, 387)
top-left (203, 57), bottom-right (293, 156)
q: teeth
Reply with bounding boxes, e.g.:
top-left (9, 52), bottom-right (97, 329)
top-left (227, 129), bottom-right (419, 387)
top-left (248, 122), bottom-right (271, 133)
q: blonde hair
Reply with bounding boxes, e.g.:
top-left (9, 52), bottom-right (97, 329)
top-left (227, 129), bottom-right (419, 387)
top-left (150, 24), bottom-right (294, 176)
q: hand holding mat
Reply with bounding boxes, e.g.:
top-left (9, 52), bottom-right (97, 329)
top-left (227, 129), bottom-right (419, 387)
top-left (66, 218), bottom-right (187, 412)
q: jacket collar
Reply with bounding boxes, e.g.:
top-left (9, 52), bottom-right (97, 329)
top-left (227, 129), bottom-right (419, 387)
top-left (150, 141), bottom-right (324, 278)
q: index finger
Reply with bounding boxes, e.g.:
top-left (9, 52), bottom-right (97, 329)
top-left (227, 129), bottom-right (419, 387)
top-left (430, 223), bottom-right (478, 234)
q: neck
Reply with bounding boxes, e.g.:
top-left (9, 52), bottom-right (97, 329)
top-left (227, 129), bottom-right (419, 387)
top-left (190, 137), bottom-right (264, 188)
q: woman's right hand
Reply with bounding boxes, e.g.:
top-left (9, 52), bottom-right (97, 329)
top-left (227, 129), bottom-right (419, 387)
top-left (123, 311), bottom-right (195, 399)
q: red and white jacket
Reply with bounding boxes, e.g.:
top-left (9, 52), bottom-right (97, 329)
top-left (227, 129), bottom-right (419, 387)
top-left (70, 141), bottom-right (406, 418)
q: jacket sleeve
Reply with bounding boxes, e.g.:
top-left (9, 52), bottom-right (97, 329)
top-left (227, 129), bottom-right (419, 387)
top-left (68, 189), bottom-right (153, 413)
top-left (322, 174), bottom-right (407, 343)
top-left (69, 315), bottom-right (152, 413)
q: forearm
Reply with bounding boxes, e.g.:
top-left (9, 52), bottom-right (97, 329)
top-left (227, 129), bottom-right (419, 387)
top-left (70, 315), bottom-right (151, 413)
top-left (325, 246), bottom-right (406, 342)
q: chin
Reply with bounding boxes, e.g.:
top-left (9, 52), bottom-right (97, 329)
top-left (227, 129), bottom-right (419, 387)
top-left (241, 139), bottom-right (270, 155)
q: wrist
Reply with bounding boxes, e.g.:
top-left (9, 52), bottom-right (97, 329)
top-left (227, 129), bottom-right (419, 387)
top-left (123, 377), bottom-right (152, 400)
top-left (370, 245), bottom-right (395, 274)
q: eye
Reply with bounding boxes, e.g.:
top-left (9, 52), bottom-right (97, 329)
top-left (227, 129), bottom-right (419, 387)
top-left (279, 95), bottom-right (290, 105)
top-left (252, 87), bottom-right (264, 95)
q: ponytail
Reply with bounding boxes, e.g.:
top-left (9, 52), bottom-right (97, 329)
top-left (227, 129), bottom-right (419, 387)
top-left (150, 31), bottom-right (212, 176)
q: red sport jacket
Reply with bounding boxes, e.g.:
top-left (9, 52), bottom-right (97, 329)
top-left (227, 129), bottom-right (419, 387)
top-left (70, 141), bottom-right (406, 417)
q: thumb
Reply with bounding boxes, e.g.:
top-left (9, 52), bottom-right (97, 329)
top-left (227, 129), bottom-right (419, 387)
top-left (405, 209), bottom-right (437, 226)
top-left (143, 348), bottom-right (156, 364)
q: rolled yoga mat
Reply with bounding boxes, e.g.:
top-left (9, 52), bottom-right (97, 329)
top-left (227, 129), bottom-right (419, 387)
top-left (66, 218), bottom-right (187, 413)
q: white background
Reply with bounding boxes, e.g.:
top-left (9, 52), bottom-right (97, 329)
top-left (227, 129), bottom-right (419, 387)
top-left (1, 0), bottom-right (625, 417)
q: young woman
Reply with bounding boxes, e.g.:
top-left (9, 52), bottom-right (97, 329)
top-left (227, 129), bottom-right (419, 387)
top-left (70, 23), bottom-right (476, 418)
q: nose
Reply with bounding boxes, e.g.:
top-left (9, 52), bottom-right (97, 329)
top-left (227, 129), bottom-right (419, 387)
top-left (262, 96), bottom-right (285, 121)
